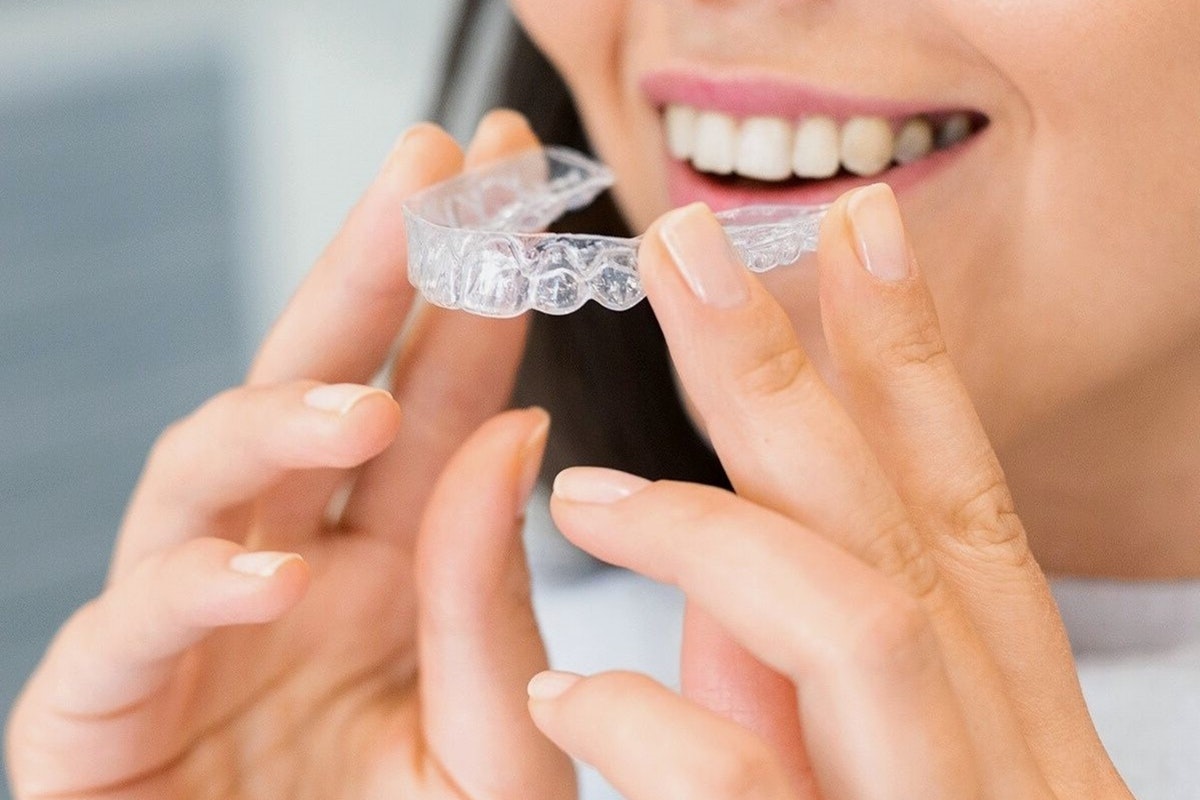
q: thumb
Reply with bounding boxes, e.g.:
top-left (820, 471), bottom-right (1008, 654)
top-left (413, 408), bottom-right (575, 800)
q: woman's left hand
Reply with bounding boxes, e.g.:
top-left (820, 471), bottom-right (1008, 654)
top-left (533, 186), bottom-right (1132, 799)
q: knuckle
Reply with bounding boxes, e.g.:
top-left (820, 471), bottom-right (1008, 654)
top-left (836, 592), bottom-right (938, 675)
top-left (143, 418), bottom-right (192, 479)
top-left (861, 515), bottom-right (942, 601)
top-left (587, 670), bottom-right (648, 701)
top-left (694, 741), bottom-right (783, 800)
top-left (146, 388), bottom-right (241, 470)
top-left (879, 311), bottom-right (949, 372)
top-left (647, 481), bottom-right (733, 526)
top-left (947, 477), bottom-right (1031, 569)
top-left (649, 484), bottom-right (745, 566)
top-left (730, 339), bottom-right (812, 403)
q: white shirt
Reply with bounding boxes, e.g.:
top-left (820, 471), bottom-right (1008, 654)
top-left (524, 495), bottom-right (1200, 799)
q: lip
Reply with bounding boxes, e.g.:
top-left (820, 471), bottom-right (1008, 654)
top-left (641, 67), bottom-right (971, 122)
top-left (641, 66), bottom-right (988, 210)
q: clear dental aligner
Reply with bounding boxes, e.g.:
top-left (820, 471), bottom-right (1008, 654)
top-left (403, 146), bottom-right (827, 318)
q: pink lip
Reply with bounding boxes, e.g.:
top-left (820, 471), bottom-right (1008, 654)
top-left (641, 68), bottom-right (968, 122)
top-left (642, 67), bottom-right (987, 210)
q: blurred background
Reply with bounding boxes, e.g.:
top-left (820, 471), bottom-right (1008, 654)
top-left (0, 1), bottom-right (507, 791)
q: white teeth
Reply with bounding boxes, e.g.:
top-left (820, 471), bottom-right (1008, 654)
top-left (736, 116), bottom-right (795, 181)
top-left (792, 116), bottom-right (841, 179)
top-left (937, 113), bottom-right (972, 149)
top-left (893, 117), bottom-right (934, 165)
top-left (665, 104), bottom-right (697, 160)
top-left (840, 116), bottom-right (894, 177)
top-left (692, 111), bottom-right (738, 175)
top-left (663, 104), bottom-right (978, 182)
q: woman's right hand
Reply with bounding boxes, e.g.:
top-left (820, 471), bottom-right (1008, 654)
top-left (5, 110), bottom-right (574, 800)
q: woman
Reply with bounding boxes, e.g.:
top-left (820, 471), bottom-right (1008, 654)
top-left (6, 0), bottom-right (1199, 797)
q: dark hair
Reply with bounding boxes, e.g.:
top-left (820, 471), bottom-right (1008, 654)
top-left (434, 1), bottom-right (729, 489)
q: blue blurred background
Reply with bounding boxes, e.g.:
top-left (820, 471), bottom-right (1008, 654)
top-left (0, 2), bottom-right (472, 793)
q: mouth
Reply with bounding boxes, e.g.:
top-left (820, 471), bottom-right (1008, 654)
top-left (642, 70), bottom-right (989, 209)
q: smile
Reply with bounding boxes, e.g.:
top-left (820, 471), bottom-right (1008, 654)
top-left (642, 70), bottom-right (988, 207)
top-left (663, 105), bottom-right (981, 182)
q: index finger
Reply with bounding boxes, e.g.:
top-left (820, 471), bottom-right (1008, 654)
top-left (635, 203), bottom-right (946, 797)
top-left (637, 202), bottom-right (1073, 790)
top-left (812, 185), bottom-right (1102, 780)
top-left (641, 193), bottom-right (1097, 789)
top-left (247, 124), bottom-right (464, 385)
top-left (637, 203), bottom-right (932, 589)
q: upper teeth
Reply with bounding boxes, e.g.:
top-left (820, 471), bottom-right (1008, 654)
top-left (664, 105), bottom-right (974, 181)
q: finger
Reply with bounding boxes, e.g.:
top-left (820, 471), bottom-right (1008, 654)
top-left (9, 538), bottom-right (307, 796)
top-left (817, 185), bottom-right (1031, 570)
top-left (527, 670), bottom-right (794, 800)
top-left (636, 203), bottom-right (938, 791)
top-left (681, 609), bottom-right (820, 798)
top-left (247, 124), bottom-right (464, 386)
top-left (113, 381), bottom-right (399, 577)
top-left (339, 110), bottom-right (539, 537)
top-left (337, 303), bottom-right (529, 536)
top-left (637, 202), bottom-right (1060, 791)
top-left (463, 107), bottom-right (541, 169)
top-left (637, 203), bottom-right (935, 592)
top-left (551, 473), bottom-right (997, 799)
top-left (411, 408), bottom-right (574, 800)
top-left (814, 185), bottom-right (1100, 779)
top-left (246, 124), bottom-right (463, 536)
top-left (817, 185), bottom-right (1038, 579)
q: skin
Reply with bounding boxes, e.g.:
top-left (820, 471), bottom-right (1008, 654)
top-left (501, 1), bottom-right (1192, 796)
top-left (536, 195), bottom-right (1133, 797)
top-left (5, 1), bottom-right (1197, 797)
top-left (5, 112), bottom-right (575, 800)
top-left (509, 0), bottom-right (1200, 579)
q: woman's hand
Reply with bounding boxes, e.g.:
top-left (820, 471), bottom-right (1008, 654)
top-left (5, 111), bottom-right (574, 800)
top-left (537, 187), bottom-right (1132, 799)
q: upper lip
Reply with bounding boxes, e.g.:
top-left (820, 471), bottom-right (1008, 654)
top-left (640, 67), bottom-right (973, 122)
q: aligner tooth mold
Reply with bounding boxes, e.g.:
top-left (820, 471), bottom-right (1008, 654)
top-left (403, 146), bottom-right (827, 318)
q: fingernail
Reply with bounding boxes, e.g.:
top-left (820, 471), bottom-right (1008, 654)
top-left (528, 670), bottom-right (582, 701)
top-left (846, 184), bottom-right (912, 282)
top-left (516, 409), bottom-right (552, 512)
top-left (303, 384), bottom-right (391, 417)
top-left (230, 551), bottom-right (303, 578)
top-left (552, 467), bottom-right (650, 504)
top-left (659, 203), bottom-right (752, 309)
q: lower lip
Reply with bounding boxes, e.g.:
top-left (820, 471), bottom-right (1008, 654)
top-left (665, 132), bottom-right (985, 211)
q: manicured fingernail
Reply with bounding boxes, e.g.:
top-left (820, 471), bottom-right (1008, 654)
top-left (516, 409), bottom-right (552, 511)
top-left (230, 551), bottom-right (303, 578)
top-left (528, 670), bottom-right (582, 701)
top-left (552, 467), bottom-right (650, 504)
top-left (846, 184), bottom-right (912, 282)
top-left (303, 384), bottom-right (391, 416)
top-left (658, 203), bottom-right (752, 309)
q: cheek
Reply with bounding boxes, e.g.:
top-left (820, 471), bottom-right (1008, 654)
top-left (943, 0), bottom-right (1199, 162)
top-left (508, 0), bottom-right (621, 80)
top-left (926, 0), bottom-right (1200, 423)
